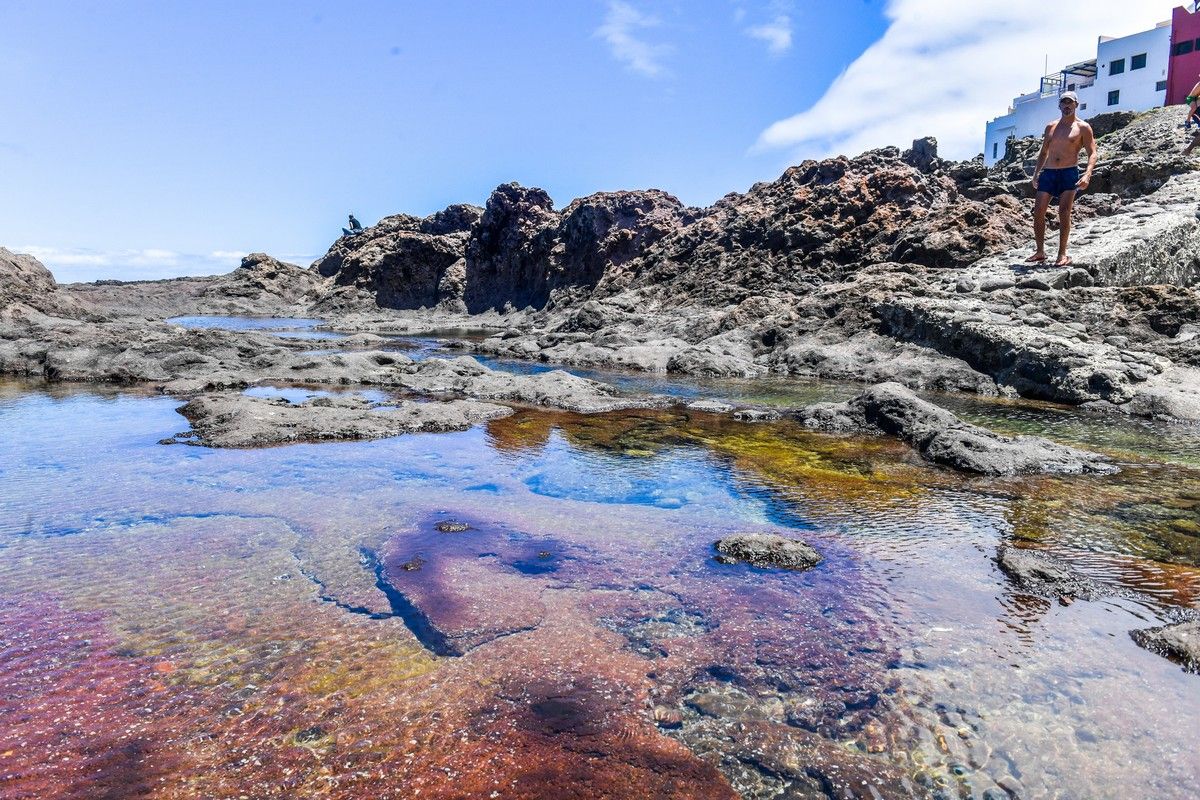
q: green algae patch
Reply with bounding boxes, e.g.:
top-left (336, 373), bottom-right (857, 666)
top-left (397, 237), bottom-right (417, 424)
top-left (688, 422), bottom-right (928, 505)
top-left (537, 408), bottom-right (940, 510)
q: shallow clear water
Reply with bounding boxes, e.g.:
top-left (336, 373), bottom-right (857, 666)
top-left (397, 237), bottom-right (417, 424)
top-left (1, 375), bottom-right (1198, 799)
top-left (241, 385), bottom-right (392, 405)
top-left (166, 315), bottom-right (326, 332)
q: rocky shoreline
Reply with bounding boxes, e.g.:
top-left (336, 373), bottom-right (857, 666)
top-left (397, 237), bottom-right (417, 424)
top-left (4, 107), bottom-right (1197, 424)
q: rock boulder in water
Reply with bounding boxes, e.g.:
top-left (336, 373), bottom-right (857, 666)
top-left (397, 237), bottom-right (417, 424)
top-left (714, 533), bottom-right (822, 571)
top-left (995, 546), bottom-right (1107, 601)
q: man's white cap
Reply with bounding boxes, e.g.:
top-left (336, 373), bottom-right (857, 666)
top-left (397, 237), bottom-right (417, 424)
top-left (1061, 91), bottom-right (1079, 103)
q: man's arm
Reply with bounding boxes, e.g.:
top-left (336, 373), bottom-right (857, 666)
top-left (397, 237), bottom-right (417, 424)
top-left (1077, 124), bottom-right (1096, 190)
top-left (1033, 123), bottom-right (1053, 183)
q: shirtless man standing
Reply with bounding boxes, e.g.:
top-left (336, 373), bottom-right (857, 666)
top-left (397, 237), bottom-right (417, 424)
top-left (1028, 91), bottom-right (1097, 267)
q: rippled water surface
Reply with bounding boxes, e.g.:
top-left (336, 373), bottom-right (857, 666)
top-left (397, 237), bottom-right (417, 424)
top-left (1, 374), bottom-right (1198, 799)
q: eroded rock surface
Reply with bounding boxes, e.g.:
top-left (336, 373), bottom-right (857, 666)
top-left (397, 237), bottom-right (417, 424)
top-left (174, 392), bottom-right (512, 448)
top-left (1, 247), bottom-right (90, 321)
top-left (68, 253), bottom-right (328, 319)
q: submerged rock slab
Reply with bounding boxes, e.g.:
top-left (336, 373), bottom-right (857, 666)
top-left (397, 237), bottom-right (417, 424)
top-left (374, 519), bottom-right (566, 656)
top-left (713, 533), bottom-right (822, 571)
top-left (798, 382), bottom-right (1116, 476)
top-left (998, 546), bottom-right (1200, 673)
top-left (380, 554), bottom-right (546, 656)
top-left (175, 392), bottom-right (511, 448)
top-left (1130, 620), bottom-right (1200, 673)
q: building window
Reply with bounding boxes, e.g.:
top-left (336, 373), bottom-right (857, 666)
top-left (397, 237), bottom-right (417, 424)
top-left (1107, 90), bottom-right (1120, 106)
top-left (1080, 103), bottom-right (1087, 110)
top-left (1157, 80), bottom-right (1168, 92)
top-left (1131, 53), bottom-right (1147, 70)
top-left (1176, 40), bottom-right (1195, 56)
top-left (993, 142), bottom-right (999, 159)
top-left (1109, 58), bottom-right (1125, 75)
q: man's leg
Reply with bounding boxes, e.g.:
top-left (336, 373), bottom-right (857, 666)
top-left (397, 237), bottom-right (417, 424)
top-left (1055, 190), bottom-right (1077, 266)
top-left (1186, 131), bottom-right (1200, 155)
top-left (1028, 192), bottom-right (1051, 261)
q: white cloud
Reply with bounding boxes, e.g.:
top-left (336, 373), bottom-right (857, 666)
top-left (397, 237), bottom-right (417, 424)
top-left (596, 1), bottom-right (671, 78)
top-left (19, 246), bottom-right (112, 267)
top-left (133, 248), bottom-right (179, 264)
top-left (755, 0), bottom-right (1176, 161)
top-left (746, 15), bottom-right (792, 55)
top-left (17, 245), bottom-right (246, 283)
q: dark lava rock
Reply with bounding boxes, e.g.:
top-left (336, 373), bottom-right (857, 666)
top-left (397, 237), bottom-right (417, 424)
top-left (1130, 620), bottom-right (1200, 673)
top-left (313, 211), bottom-right (476, 310)
top-left (995, 546), bottom-right (1106, 601)
top-left (713, 533), bottom-right (822, 571)
top-left (462, 183), bottom-right (560, 312)
top-left (902, 136), bottom-right (941, 173)
top-left (797, 382), bottom-right (1116, 476)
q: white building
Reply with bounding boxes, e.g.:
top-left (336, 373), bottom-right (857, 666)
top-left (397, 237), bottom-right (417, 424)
top-left (984, 21), bottom-right (1171, 165)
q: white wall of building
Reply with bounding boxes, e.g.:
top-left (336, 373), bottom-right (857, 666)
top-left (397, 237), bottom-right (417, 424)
top-left (983, 23), bottom-right (1170, 166)
top-left (1094, 25), bottom-right (1170, 113)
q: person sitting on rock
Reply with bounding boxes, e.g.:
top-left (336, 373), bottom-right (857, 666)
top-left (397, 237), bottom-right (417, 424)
top-left (342, 214), bottom-right (364, 237)
top-left (1027, 92), bottom-right (1096, 268)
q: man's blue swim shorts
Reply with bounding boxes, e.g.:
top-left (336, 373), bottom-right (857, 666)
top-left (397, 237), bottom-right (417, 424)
top-left (1037, 166), bottom-right (1080, 199)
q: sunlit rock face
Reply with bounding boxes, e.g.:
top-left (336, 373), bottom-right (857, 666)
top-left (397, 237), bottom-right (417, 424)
top-left (312, 144), bottom-right (1028, 313)
top-left (313, 209), bottom-right (480, 310)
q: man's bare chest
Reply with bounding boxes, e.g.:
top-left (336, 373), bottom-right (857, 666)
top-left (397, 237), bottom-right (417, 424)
top-left (1050, 123), bottom-right (1082, 150)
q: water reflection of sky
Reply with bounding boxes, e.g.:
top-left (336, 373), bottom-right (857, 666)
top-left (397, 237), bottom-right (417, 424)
top-left (2, 381), bottom-right (1198, 798)
top-left (166, 315), bottom-right (326, 331)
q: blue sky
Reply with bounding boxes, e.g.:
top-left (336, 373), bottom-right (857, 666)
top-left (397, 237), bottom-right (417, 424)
top-left (0, 0), bottom-right (1176, 282)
